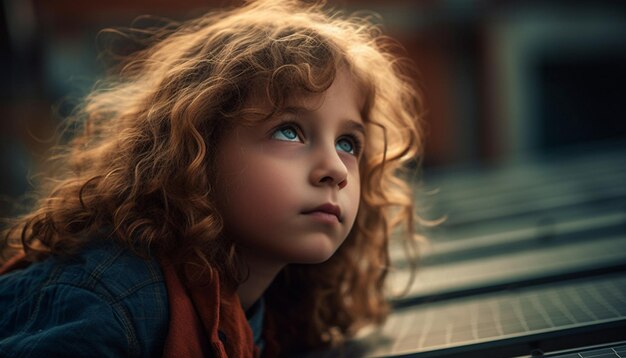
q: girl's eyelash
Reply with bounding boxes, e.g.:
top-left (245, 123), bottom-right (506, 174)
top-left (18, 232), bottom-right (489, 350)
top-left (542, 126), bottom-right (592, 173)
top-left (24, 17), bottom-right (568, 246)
top-left (271, 121), bottom-right (304, 140)
top-left (270, 120), bottom-right (364, 156)
top-left (339, 134), bottom-right (363, 156)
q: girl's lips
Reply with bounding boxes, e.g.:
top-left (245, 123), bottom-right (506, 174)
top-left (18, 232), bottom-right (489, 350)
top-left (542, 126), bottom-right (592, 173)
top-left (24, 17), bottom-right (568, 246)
top-left (304, 210), bottom-right (340, 224)
top-left (302, 203), bottom-right (342, 223)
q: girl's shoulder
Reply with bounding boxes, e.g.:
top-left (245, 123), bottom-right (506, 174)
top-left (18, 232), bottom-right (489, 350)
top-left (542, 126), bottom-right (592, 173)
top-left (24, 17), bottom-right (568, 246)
top-left (7, 238), bottom-right (167, 305)
top-left (0, 239), bottom-right (169, 357)
top-left (60, 238), bottom-right (166, 297)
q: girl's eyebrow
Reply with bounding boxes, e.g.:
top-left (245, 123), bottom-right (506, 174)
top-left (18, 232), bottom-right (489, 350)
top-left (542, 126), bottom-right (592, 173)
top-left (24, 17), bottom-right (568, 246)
top-left (281, 105), bottom-right (365, 136)
top-left (345, 120), bottom-right (366, 137)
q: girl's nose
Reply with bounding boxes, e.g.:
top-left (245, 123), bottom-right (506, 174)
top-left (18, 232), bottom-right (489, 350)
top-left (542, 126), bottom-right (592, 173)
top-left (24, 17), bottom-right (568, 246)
top-left (309, 145), bottom-right (349, 189)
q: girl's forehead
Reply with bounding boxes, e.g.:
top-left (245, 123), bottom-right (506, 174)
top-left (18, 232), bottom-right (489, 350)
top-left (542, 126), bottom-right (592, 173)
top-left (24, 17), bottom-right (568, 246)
top-left (246, 67), bottom-right (368, 118)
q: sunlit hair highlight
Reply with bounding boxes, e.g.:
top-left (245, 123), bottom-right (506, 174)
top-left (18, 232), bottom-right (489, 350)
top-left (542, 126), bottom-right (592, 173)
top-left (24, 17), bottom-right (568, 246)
top-left (2, 0), bottom-right (425, 354)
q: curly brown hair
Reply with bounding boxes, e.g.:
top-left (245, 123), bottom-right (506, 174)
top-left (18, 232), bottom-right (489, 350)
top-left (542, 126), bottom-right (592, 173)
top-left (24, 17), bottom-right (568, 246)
top-left (2, 0), bottom-right (425, 354)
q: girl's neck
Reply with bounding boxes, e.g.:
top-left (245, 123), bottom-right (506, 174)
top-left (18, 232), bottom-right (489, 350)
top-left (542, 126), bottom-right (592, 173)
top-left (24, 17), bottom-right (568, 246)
top-left (236, 248), bottom-right (285, 311)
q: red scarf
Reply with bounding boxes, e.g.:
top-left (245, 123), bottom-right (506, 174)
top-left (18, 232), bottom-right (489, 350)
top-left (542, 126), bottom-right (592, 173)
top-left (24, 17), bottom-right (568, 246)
top-left (160, 258), bottom-right (279, 357)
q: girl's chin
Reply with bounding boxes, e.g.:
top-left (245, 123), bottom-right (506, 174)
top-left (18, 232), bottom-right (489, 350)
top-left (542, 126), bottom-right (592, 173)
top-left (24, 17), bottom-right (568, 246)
top-left (288, 240), bottom-right (341, 264)
top-left (238, 232), bottom-right (346, 265)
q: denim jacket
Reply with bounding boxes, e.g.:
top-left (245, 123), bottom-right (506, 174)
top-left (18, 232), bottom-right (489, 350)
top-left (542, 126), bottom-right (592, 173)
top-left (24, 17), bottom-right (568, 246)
top-left (0, 241), bottom-right (169, 357)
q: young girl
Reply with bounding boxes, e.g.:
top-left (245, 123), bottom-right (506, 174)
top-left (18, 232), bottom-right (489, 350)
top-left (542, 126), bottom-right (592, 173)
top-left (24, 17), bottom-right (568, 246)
top-left (0, 0), bottom-right (423, 356)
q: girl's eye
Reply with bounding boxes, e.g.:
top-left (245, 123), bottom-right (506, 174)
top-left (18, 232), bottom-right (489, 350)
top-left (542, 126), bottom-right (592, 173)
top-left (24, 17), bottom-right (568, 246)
top-left (271, 125), bottom-right (301, 142)
top-left (336, 136), bottom-right (360, 155)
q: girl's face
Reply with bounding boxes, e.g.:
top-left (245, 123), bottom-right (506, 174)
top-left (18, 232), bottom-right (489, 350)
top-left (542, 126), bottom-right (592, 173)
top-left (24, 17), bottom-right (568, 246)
top-left (214, 69), bottom-right (364, 265)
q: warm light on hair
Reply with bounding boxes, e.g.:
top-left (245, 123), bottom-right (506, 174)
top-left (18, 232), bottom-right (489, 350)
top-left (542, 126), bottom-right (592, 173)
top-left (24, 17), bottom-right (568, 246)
top-left (2, 0), bottom-right (426, 353)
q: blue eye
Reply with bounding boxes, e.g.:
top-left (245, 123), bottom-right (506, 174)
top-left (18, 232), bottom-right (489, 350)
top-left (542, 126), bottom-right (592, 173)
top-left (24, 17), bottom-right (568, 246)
top-left (272, 125), bottom-right (300, 142)
top-left (336, 137), bottom-right (356, 154)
